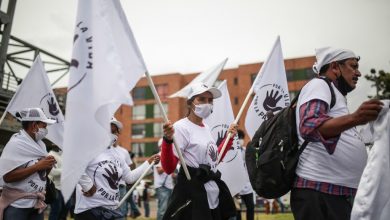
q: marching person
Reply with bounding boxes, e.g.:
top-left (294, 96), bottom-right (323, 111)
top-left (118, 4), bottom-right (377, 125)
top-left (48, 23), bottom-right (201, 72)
top-left (291, 47), bottom-right (384, 219)
top-left (73, 119), bottom-right (160, 220)
top-left (153, 138), bottom-right (174, 220)
top-left (109, 118), bottom-right (133, 220)
top-left (0, 108), bottom-right (57, 220)
top-left (161, 82), bottom-right (238, 220)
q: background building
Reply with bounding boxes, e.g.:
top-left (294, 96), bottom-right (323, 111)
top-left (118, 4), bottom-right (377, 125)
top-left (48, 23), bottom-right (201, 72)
top-left (114, 56), bottom-right (316, 161)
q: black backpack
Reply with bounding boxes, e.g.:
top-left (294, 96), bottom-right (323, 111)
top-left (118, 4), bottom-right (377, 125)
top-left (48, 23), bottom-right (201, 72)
top-left (245, 77), bottom-right (335, 199)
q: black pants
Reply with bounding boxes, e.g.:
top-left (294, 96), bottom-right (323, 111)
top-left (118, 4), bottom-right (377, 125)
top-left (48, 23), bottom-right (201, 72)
top-left (291, 188), bottom-right (352, 220)
top-left (240, 193), bottom-right (254, 220)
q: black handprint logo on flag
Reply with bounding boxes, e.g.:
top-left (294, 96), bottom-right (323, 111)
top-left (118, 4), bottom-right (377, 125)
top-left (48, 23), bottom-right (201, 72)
top-left (47, 96), bottom-right (60, 116)
top-left (263, 89), bottom-right (283, 112)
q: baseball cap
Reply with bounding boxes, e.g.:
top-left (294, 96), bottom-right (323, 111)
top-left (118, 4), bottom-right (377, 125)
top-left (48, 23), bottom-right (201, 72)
top-left (16, 108), bottom-right (56, 124)
top-left (312, 47), bottom-right (359, 74)
top-left (187, 82), bottom-right (222, 100)
top-left (110, 117), bottom-right (123, 130)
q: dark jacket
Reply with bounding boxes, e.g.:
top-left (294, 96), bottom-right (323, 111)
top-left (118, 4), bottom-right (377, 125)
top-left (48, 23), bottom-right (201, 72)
top-left (163, 165), bottom-right (236, 220)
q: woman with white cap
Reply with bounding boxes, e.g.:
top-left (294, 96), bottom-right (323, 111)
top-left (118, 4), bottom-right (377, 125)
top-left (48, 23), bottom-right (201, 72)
top-left (0, 108), bottom-right (57, 220)
top-left (161, 83), bottom-right (238, 220)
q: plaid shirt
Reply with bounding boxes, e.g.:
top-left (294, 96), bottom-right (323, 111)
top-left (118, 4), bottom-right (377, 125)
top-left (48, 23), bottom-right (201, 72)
top-left (294, 99), bottom-right (356, 196)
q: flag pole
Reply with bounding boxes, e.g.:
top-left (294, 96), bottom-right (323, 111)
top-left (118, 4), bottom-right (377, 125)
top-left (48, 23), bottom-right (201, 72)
top-left (217, 86), bottom-right (254, 164)
top-left (0, 111), bottom-right (7, 127)
top-left (144, 71), bottom-right (191, 180)
top-left (116, 161), bottom-right (155, 208)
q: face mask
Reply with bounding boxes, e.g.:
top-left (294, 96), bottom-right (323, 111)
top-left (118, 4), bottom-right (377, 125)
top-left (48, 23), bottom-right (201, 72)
top-left (110, 134), bottom-right (118, 145)
top-left (335, 65), bottom-right (355, 96)
top-left (193, 103), bottom-right (213, 119)
top-left (35, 128), bottom-right (48, 141)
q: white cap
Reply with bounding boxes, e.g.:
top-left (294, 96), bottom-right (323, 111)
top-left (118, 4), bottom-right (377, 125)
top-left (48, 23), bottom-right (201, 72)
top-left (187, 82), bottom-right (222, 100)
top-left (110, 117), bottom-right (123, 130)
top-left (16, 108), bottom-right (56, 124)
top-left (312, 47), bottom-right (359, 74)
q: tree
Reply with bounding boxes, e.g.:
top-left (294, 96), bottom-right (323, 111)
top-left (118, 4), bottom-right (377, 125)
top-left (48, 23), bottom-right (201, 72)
top-left (365, 69), bottom-right (390, 99)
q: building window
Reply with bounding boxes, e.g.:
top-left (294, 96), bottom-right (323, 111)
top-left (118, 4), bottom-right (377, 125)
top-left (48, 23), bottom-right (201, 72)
top-left (153, 123), bottom-right (163, 137)
top-left (132, 105), bottom-right (146, 120)
top-left (132, 124), bottom-right (145, 138)
top-left (305, 68), bottom-right (316, 79)
top-left (234, 97), bottom-right (239, 105)
top-left (132, 143), bottom-right (145, 157)
top-left (132, 86), bottom-right (154, 100)
top-left (234, 77), bottom-right (238, 85)
top-left (154, 103), bottom-right (168, 118)
top-left (286, 70), bottom-right (294, 81)
top-left (156, 84), bottom-right (169, 99)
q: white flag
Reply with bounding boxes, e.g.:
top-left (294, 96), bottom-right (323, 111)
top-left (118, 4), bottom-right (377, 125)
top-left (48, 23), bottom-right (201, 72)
top-left (244, 36), bottom-right (290, 139)
top-left (204, 80), bottom-right (248, 196)
top-left (169, 58), bottom-right (228, 98)
top-left (5, 55), bottom-right (64, 148)
top-left (62, 0), bottom-right (147, 200)
top-left (351, 100), bottom-right (390, 220)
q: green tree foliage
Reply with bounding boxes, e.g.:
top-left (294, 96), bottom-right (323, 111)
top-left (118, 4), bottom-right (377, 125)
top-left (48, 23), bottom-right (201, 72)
top-left (365, 69), bottom-right (390, 99)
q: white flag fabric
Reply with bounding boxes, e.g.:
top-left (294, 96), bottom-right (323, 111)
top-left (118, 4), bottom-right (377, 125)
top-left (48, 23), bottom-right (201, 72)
top-left (169, 58), bottom-right (228, 98)
top-left (244, 36), bottom-right (290, 139)
top-left (62, 0), bottom-right (147, 201)
top-left (351, 100), bottom-right (390, 220)
top-left (204, 80), bottom-right (248, 196)
top-left (5, 55), bottom-right (64, 148)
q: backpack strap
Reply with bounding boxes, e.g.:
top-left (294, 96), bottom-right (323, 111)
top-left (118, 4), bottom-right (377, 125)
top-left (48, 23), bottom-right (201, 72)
top-left (318, 77), bottom-right (336, 109)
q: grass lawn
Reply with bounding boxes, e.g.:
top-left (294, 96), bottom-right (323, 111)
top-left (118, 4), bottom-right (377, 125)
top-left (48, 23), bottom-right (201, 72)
top-left (57, 213), bottom-right (294, 220)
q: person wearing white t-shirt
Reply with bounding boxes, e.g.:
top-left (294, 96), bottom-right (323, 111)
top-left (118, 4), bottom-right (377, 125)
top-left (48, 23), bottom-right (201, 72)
top-left (154, 138), bottom-right (174, 220)
top-left (161, 83), bottom-right (238, 220)
top-left (291, 47), bottom-right (384, 220)
top-left (109, 118), bottom-right (133, 220)
top-left (73, 119), bottom-right (160, 220)
top-left (0, 108), bottom-right (57, 220)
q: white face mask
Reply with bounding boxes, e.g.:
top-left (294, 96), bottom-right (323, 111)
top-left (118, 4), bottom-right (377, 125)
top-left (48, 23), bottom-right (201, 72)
top-left (35, 128), bottom-right (48, 141)
top-left (193, 103), bottom-right (213, 119)
top-left (110, 133), bottom-right (118, 145)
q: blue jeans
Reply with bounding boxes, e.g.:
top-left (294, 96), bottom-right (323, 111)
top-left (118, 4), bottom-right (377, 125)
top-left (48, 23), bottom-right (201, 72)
top-left (116, 185), bottom-right (127, 220)
top-left (143, 200), bottom-right (150, 217)
top-left (156, 186), bottom-right (172, 220)
top-left (3, 205), bottom-right (44, 220)
top-left (49, 189), bottom-right (65, 220)
top-left (127, 191), bottom-right (140, 217)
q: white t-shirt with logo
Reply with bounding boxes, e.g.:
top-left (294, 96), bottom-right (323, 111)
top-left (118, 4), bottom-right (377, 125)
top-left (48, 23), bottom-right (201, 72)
top-left (112, 145), bottom-right (132, 186)
top-left (295, 78), bottom-right (367, 188)
top-left (173, 118), bottom-right (220, 209)
top-left (153, 160), bottom-right (174, 190)
top-left (75, 148), bottom-right (150, 213)
top-left (6, 159), bottom-right (47, 208)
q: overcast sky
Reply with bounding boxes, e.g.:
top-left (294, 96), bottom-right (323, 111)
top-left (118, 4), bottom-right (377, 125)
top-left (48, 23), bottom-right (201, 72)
top-left (8, 0), bottom-right (390, 110)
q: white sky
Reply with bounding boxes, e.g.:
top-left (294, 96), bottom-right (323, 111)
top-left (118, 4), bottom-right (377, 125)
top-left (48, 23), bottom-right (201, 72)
top-left (9, 0), bottom-right (390, 110)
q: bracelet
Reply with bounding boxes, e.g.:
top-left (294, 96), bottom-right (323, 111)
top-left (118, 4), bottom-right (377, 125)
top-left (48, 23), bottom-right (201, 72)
top-left (163, 135), bottom-right (173, 144)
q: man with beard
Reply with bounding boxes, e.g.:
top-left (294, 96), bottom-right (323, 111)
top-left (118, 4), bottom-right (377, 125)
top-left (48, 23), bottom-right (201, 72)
top-left (291, 47), bottom-right (384, 220)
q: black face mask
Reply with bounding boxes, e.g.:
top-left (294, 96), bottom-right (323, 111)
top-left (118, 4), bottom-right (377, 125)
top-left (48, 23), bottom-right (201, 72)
top-left (335, 74), bottom-right (354, 96)
top-left (335, 67), bottom-right (354, 96)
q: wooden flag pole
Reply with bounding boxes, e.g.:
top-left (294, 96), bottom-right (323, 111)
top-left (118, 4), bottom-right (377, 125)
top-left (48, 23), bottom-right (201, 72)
top-left (144, 71), bottom-right (191, 180)
top-left (217, 86), bottom-right (254, 164)
top-left (117, 161), bottom-right (155, 208)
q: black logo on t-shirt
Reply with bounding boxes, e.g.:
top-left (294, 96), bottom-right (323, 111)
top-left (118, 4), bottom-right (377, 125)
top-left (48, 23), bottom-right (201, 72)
top-left (102, 164), bottom-right (120, 190)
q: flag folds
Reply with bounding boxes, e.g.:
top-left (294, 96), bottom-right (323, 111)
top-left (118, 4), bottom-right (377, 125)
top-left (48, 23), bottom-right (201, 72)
top-left (5, 55), bottom-right (64, 148)
top-left (169, 58), bottom-right (228, 98)
top-left (61, 0), bottom-right (147, 200)
top-left (244, 36), bottom-right (290, 139)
